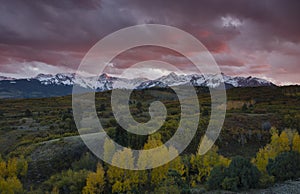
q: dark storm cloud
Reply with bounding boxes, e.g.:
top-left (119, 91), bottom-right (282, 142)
top-left (0, 0), bottom-right (135, 49)
top-left (0, 0), bottom-right (299, 84)
top-left (0, 0), bottom-right (140, 71)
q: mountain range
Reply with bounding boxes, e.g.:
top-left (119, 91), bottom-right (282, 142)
top-left (0, 72), bottom-right (275, 99)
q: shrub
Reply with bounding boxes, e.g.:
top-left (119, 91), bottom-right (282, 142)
top-left (258, 174), bottom-right (274, 188)
top-left (71, 152), bottom-right (97, 171)
top-left (222, 177), bottom-right (238, 191)
top-left (207, 166), bottom-right (226, 190)
top-left (267, 151), bottom-right (300, 181)
top-left (207, 156), bottom-right (260, 191)
top-left (44, 169), bottom-right (88, 193)
top-left (226, 156), bottom-right (260, 190)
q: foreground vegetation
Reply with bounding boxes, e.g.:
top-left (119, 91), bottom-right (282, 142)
top-left (0, 85), bottom-right (299, 193)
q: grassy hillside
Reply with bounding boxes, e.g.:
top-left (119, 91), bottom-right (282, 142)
top-left (0, 85), bottom-right (299, 193)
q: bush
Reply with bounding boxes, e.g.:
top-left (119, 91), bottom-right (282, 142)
top-left (71, 152), bottom-right (97, 171)
top-left (226, 156), bottom-right (260, 190)
top-left (207, 156), bottom-right (260, 191)
top-left (207, 166), bottom-right (226, 190)
top-left (267, 151), bottom-right (300, 182)
top-left (154, 170), bottom-right (187, 194)
top-left (222, 177), bottom-right (238, 191)
top-left (258, 174), bottom-right (274, 188)
top-left (44, 169), bottom-right (89, 193)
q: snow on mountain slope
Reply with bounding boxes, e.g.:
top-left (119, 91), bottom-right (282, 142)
top-left (136, 73), bottom-right (274, 89)
top-left (35, 73), bottom-right (75, 85)
top-left (0, 72), bottom-right (276, 98)
top-left (0, 76), bottom-right (15, 81)
top-left (34, 73), bottom-right (148, 91)
top-left (27, 72), bottom-right (275, 91)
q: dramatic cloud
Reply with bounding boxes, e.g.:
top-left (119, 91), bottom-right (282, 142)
top-left (0, 0), bottom-right (299, 84)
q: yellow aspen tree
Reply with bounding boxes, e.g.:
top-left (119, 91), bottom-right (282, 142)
top-left (138, 135), bottom-right (169, 186)
top-left (201, 146), bottom-right (220, 180)
top-left (149, 145), bottom-right (169, 186)
top-left (103, 138), bottom-right (115, 163)
top-left (191, 145), bottom-right (230, 183)
top-left (107, 148), bottom-right (138, 193)
top-left (252, 145), bottom-right (276, 173)
top-left (284, 128), bottom-right (295, 144)
top-left (168, 146), bottom-right (185, 176)
top-left (0, 156), bottom-right (27, 194)
top-left (0, 160), bottom-right (7, 178)
top-left (111, 181), bottom-right (123, 193)
top-left (252, 129), bottom-right (299, 186)
top-left (151, 164), bottom-right (169, 186)
top-left (218, 155), bottom-right (231, 167)
top-left (292, 132), bottom-right (300, 153)
top-left (252, 129), bottom-right (291, 174)
top-left (0, 176), bottom-right (23, 194)
top-left (278, 131), bottom-right (290, 152)
top-left (137, 136), bottom-right (164, 169)
top-left (7, 158), bottom-right (17, 177)
top-left (51, 186), bottom-right (59, 194)
top-left (142, 134), bottom-right (169, 185)
top-left (83, 163), bottom-right (105, 194)
top-left (270, 128), bottom-right (280, 150)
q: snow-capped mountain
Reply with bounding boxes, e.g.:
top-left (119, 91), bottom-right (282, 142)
top-left (35, 73), bottom-right (76, 85)
top-left (0, 72), bottom-right (275, 98)
top-left (0, 76), bottom-right (15, 81)
top-left (32, 72), bottom-right (274, 91)
top-left (190, 73), bottom-right (275, 88)
top-left (138, 73), bottom-right (274, 90)
top-left (34, 73), bottom-right (148, 91)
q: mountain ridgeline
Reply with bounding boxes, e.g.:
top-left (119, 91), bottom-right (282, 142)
top-left (0, 72), bottom-right (275, 99)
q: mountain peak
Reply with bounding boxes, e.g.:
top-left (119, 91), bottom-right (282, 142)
top-left (0, 75), bottom-right (15, 81)
top-left (35, 73), bottom-right (53, 78)
top-left (0, 72), bottom-right (275, 98)
top-left (167, 72), bottom-right (178, 77)
top-left (99, 73), bottom-right (110, 79)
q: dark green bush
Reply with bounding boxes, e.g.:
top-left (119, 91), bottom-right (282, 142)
top-left (222, 177), bottom-right (239, 191)
top-left (226, 156), bottom-right (260, 190)
top-left (207, 156), bottom-right (260, 191)
top-left (207, 166), bottom-right (226, 190)
top-left (267, 151), bottom-right (300, 182)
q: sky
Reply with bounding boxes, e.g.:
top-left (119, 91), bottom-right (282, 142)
top-left (0, 0), bottom-right (299, 85)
